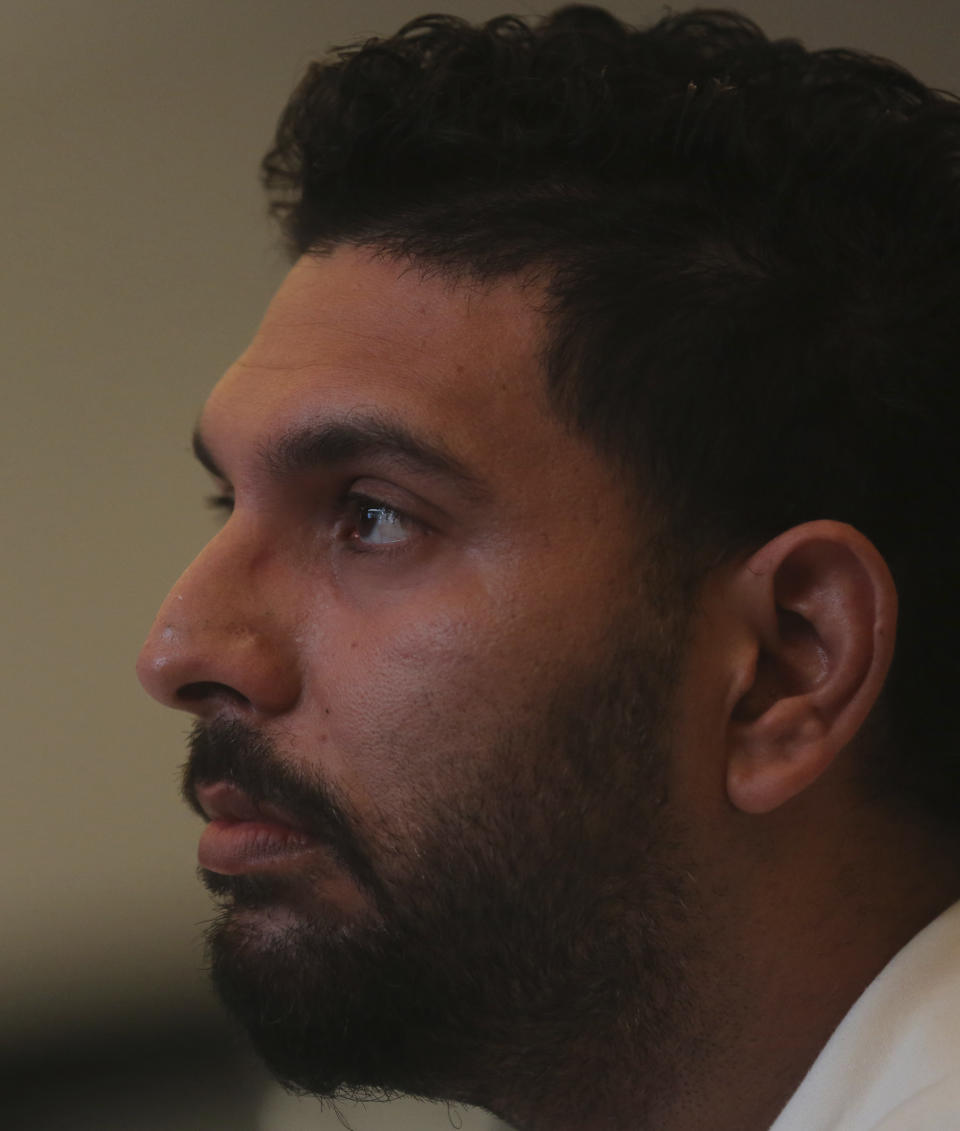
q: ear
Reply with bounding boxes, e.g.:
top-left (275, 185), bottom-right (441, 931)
top-left (726, 521), bottom-right (897, 814)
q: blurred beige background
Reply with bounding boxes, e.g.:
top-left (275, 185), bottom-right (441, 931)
top-left (1, 1), bottom-right (955, 1128)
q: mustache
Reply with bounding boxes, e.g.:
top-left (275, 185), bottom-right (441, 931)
top-left (181, 717), bottom-right (381, 900)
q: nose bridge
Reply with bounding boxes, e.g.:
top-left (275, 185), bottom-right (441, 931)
top-left (137, 523), bottom-right (301, 717)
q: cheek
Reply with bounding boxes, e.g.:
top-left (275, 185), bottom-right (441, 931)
top-left (285, 540), bottom-right (639, 818)
top-left (295, 595), bottom-right (527, 813)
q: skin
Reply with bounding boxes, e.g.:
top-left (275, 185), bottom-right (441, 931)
top-left (141, 251), bottom-right (651, 826)
top-left (137, 246), bottom-right (960, 1131)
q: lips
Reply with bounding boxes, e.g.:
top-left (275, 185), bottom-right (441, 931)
top-left (194, 781), bottom-right (320, 875)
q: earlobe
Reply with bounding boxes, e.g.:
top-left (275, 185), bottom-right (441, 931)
top-left (726, 522), bottom-right (898, 815)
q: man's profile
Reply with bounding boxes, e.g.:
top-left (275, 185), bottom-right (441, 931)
top-left (136, 6), bottom-right (960, 1129)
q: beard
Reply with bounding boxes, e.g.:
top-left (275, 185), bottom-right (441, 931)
top-left (181, 640), bottom-right (700, 1126)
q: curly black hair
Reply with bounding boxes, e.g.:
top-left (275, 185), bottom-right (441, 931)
top-left (261, 5), bottom-right (960, 827)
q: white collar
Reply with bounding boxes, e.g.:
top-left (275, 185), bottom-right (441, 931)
top-left (770, 899), bottom-right (960, 1130)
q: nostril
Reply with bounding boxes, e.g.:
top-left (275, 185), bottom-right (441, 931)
top-left (175, 681), bottom-right (252, 709)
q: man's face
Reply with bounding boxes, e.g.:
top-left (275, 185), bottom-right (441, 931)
top-left (136, 248), bottom-right (697, 1111)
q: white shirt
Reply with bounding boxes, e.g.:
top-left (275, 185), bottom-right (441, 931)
top-left (770, 900), bottom-right (960, 1130)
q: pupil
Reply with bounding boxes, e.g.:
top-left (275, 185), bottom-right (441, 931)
top-left (360, 506), bottom-right (381, 536)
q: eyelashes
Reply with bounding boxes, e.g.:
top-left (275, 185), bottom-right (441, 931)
top-left (203, 490), bottom-right (424, 553)
top-left (205, 492), bottom-right (234, 513)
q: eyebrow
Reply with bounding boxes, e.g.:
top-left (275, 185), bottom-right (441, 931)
top-left (191, 413), bottom-right (488, 500)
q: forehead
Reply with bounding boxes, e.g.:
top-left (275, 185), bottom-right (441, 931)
top-left (203, 248), bottom-right (563, 471)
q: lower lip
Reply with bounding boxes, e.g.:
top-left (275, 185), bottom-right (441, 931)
top-left (198, 818), bottom-right (319, 875)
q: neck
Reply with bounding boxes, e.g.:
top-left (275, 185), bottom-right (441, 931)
top-left (489, 805), bottom-right (960, 1131)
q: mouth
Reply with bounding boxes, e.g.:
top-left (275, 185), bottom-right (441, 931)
top-left (193, 781), bottom-right (322, 875)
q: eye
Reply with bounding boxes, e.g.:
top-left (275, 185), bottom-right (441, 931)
top-left (203, 488), bottom-right (420, 550)
top-left (343, 494), bottom-right (418, 548)
top-left (205, 491), bottom-right (235, 516)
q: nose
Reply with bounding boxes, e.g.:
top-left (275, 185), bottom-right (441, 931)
top-left (136, 525), bottom-right (301, 719)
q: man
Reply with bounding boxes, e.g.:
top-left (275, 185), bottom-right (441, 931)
top-left (136, 6), bottom-right (960, 1129)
